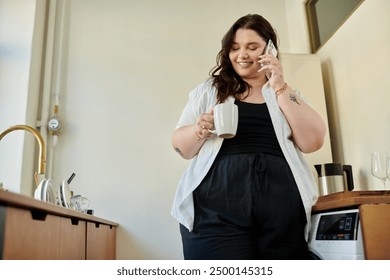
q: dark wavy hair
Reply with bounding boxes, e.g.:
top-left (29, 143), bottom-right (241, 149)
top-left (209, 14), bottom-right (278, 103)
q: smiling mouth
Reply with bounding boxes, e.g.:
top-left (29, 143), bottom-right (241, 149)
top-left (237, 61), bottom-right (253, 67)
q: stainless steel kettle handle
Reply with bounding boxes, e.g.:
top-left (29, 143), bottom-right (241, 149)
top-left (343, 165), bottom-right (354, 191)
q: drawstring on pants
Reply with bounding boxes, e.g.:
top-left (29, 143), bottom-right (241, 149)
top-left (253, 153), bottom-right (270, 194)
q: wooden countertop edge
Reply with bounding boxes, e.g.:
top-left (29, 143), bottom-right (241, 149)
top-left (312, 190), bottom-right (390, 213)
top-left (0, 189), bottom-right (118, 227)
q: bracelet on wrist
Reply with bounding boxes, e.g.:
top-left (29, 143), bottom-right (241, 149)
top-left (275, 83), bottom-right (288, 97)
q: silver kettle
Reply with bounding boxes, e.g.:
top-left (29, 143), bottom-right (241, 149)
top-left (314, 163), bottom-right (354, 196)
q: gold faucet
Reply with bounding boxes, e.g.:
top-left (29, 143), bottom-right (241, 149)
top-left (0, 125), bottom-right (46, 175)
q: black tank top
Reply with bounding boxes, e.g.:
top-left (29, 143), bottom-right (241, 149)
top-left (218, 99), bottom-right (284, 158)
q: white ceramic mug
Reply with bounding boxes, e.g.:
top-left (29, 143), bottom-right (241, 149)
top-left (209, 102), bottom-right (238, 138)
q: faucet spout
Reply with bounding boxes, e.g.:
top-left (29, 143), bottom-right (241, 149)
top-left (0, 125), bottom-right (46, 175)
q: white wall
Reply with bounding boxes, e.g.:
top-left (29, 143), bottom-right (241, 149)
top-left (0, 0), bottom-right (34, 193)
top-left (284, 0), bottom-right (311, 53)
top-left (0, 0), bottom-right (48, 194)
top-left (316, 0), bottom-right (390, 190)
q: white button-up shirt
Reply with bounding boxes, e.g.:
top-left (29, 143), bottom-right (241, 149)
top-left (171, 79), bottom-right (318, 239)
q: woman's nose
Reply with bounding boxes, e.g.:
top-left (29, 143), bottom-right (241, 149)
top-left (238, 50), bottom-right (249, 59)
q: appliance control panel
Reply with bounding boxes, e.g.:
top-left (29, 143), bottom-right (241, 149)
top-left (316, 212), bottom-right (359, 240)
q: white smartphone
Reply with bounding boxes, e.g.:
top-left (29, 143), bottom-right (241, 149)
top-left (265, 39), bottom-right (277, 57)
top-left (262, 40), bottom-right (277, 79)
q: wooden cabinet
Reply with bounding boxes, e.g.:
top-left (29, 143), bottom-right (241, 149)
top-left (2, 206), bottom-right (62, 259)
top-left (359, 203), bottom-right (390, 260)
top-left (0, 190), bottom-right (117, 260)
top-left (86, 222), bottom-right (116, 260)
top-left (312, 191), bottom-right (390, 260)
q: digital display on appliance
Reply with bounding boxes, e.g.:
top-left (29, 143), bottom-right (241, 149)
top-left (316, 212), bottom-right (359, 240)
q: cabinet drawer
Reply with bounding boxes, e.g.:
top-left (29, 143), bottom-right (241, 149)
top-left (2, 206), bottom-right (61, 259)
top-left (86, 222), bottom-right (116, 260)
top-left (59, 217), bottom-right (86, 259)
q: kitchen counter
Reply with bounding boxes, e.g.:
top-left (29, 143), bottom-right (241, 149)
top-left (312, 190), bottom-right (390, 213)
top-left (0, 189), bottom-right (118, 259)
top-left (0, 189), bottom-right (117, 226)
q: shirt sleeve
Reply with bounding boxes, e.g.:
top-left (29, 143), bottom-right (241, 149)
top-left (175, 80), bottom-right (214, 129)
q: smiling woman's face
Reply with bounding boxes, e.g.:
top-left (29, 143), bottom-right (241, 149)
top-left (229, 28), bottom-right (267, 83)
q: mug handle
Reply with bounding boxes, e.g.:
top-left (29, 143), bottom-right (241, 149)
top-left (208, 128), bottom-right (217, 134)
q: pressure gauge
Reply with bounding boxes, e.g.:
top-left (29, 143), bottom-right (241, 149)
top-left (48, 117), bottom-right (62, 133)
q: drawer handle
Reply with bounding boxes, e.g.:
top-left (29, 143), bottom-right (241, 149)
top-left (30, 210), bottom-right (47, 221)
top-left (71, 218), bottom-right (79, 225)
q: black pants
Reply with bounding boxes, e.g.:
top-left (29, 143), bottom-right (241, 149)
top-left (180, 152), bottom-right (311, 260)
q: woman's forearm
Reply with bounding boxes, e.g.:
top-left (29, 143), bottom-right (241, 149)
top-left (277, 87), bottom-right (326, 153)
top-left (172, 125), bottom-right (206, 159)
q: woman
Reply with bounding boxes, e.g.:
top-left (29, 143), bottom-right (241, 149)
top-left (171, 14), bottom-right (326, 260)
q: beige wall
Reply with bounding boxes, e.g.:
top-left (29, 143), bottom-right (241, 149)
top-left (317, 0), bottom-right (390, 190)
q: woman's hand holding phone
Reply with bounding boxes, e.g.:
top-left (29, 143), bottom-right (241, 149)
top-left (258, 40), bottom-right (278, 79)
top-left (258, 40), bottom-right (286, 90)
